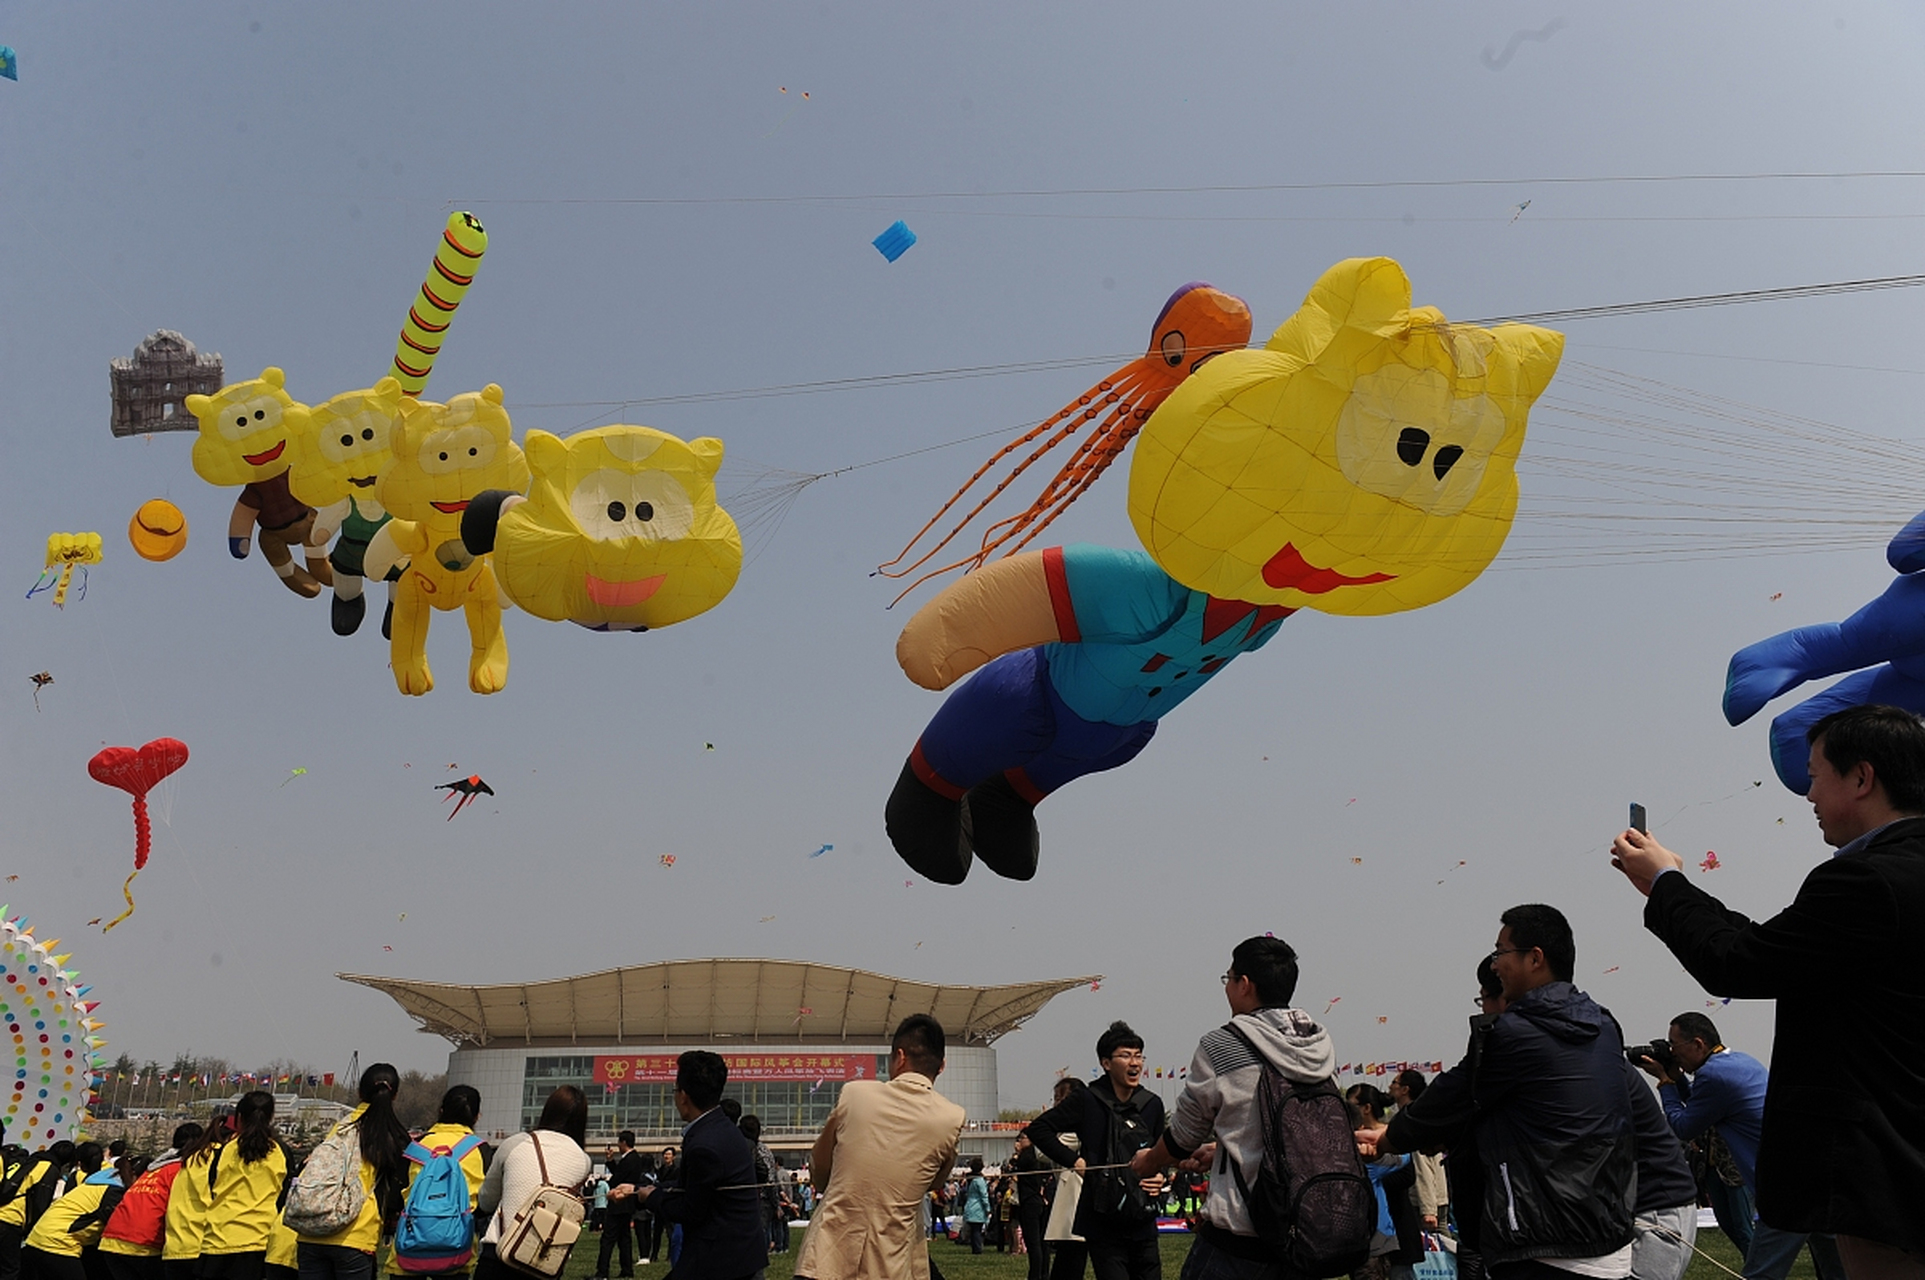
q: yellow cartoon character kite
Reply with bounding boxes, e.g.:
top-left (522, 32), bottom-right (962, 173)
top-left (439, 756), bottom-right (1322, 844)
top-left (187, 368), bottom-right (333, 597)
top-left (27, 533), bottom-right (103, 608)
top-left (287, 378), bottom-right (407, 636)
top-left (886, 257), bottom-right (1562, 884)
top-left (458, 425), bottom-right (742, 632)
top-left (370, 385), bottom-right (528, 695)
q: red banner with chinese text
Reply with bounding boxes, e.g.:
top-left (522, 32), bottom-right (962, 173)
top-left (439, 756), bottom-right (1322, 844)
top-left (592, 1053), bottom-right (873, 1086)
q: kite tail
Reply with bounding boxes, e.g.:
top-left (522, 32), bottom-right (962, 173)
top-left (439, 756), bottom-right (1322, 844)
top-left (391, 212), bottom-right (488, 396)
top-left (102, 868), bottom-right (139, 933)
top-left (52, 564), bottom-right (75, 609)
top-left (131, 794), bottom-right (151, 871)
top-left (24, 568), bottom-right (58, 602)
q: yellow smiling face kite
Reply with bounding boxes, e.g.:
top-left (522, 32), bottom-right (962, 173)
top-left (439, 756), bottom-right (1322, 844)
top-left (1127, 257), bottom-right (1563, 615)
top-left (287, 378), bottom-right (405, 510)
top-left (187, 367), bottom-right (305, 487)
top-left (490, 426), bottom-right (743, 631)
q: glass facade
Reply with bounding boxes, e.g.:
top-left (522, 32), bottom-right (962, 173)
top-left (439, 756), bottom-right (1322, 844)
top-left (521, 1053), bottom-right (888, 1141)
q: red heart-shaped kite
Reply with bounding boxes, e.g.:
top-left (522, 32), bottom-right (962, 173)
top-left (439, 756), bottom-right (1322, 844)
top-left (89, 738), bottom-right (190, 798)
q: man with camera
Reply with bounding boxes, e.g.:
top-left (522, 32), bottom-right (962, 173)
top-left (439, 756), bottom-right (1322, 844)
top-left (1614, 704), bottom-right (1925, 1278)
top-left (1632, 1014), bottom-right (1839, 1280)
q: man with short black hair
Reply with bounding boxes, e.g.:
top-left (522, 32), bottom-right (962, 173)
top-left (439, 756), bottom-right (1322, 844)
top-left (596, 1130), bottom-right (645, 1280)
top-left (1127, 935), bottom-right (1336, 1280)
top-left (793, 1013), bottom-right (964, 1280)
top-left (1615, 704), bottom-right (1925, 1276)
top-left (1026, 1021), bottom-right (1167, 1280)
top-left (1359, 905), bottom-right (1639, 1280)
top-left (634, 1052), bottom-right (767, 1280)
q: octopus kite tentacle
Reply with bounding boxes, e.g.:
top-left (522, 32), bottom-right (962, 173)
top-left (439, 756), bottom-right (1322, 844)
top-left (876, 283), bottom-right (1252, 604)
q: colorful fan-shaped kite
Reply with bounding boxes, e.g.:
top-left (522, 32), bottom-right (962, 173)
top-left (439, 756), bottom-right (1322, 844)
top-left (0, 910), bottom-right (103, 1144)
top-left (88, 738), bottom-right (189, 931)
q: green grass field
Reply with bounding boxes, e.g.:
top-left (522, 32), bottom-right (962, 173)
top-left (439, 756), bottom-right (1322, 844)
top-left (558, 1220), bottom-right (1812, 1280)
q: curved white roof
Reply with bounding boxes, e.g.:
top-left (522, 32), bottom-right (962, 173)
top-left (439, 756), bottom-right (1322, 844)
top-left (341, 958), bottom-right (1098, 1047)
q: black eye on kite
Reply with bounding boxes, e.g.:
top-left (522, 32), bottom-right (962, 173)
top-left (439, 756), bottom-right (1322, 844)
top-left (339, 434), bottom-right (354, 448)
top-left (235, 416), bottom-right (248, 428)
top-left (437, 452), bottom-right (449, 461)
top-left (361, 428), bottom-right (375, 441)
top-left (635, 501), bottom-right (654, 521)
top-left (467, 447), bottom-right (478, 457)
top-left (1396, 428), bottom-right (1430, 467)
top-left (607, 501), bottom-right (627, 522)
top-left (253, 410), bottom-right (266, 420)
top-left (1433, 445), bottom-right (1465, 481)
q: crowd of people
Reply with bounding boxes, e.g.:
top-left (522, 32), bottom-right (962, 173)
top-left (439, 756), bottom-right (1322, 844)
top-left (0, 703), bottom-right (1921, 1280)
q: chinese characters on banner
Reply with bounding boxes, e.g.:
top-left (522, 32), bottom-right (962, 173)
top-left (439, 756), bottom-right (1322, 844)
top-left (592, 1053), bottom-right (876, 1086)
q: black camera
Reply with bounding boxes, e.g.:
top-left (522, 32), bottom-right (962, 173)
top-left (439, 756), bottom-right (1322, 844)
top-left (1625, 1039), bottom-right (1675, 1071)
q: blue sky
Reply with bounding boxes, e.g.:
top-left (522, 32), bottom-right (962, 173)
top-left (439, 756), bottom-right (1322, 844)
top-left (3, 1), bottom-right (1922, 1104)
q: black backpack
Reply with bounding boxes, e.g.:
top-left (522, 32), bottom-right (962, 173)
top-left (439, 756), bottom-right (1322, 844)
top-left (1222, 1024), bottom-right (1377, 1277)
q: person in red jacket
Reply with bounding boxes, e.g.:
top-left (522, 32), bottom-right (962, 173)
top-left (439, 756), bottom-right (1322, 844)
top-left (99, 1125), bottom-right (204, 1280)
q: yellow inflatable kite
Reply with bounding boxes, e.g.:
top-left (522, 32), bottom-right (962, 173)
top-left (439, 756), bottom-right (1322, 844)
top-left (287, 378), bottom-right (407, 635)
top-left (186, 368), bottom-right (333, 597)
top-left (372, 385), bottom-right (528, 695)
top-left (1129, 256), bottom-right (1562, 615)
top-left (458, 425), bottom-right (743, 632)
top-left (885, 257), bottom-right (1563, 884)
top-left (28, 533), bottom-right (103, 608)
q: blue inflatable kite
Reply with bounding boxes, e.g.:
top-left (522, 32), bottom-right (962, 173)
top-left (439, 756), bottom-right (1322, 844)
top-left (1725, 509), bottom-right (1925, 792)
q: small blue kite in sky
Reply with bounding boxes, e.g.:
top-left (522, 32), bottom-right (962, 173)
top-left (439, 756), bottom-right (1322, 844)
top-left (0, 48), bottom-right (16, 82)
top-left (873, 221), bottom-right (916, 262)
top-left (809, 843), bottom-right (832, 858)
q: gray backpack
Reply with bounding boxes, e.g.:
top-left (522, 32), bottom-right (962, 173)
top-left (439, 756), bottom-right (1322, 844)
top-left (283, 1120), bottom-right (366, 1237)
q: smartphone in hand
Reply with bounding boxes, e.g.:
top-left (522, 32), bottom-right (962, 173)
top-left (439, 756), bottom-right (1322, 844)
top-left (1629, 802), bottom-right (1648, 834)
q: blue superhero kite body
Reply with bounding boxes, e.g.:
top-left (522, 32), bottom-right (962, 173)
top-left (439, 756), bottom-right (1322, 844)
top-left (1725, 509), bottom-right (1925, 792)
top-left (893, 544), bottom-right (1292, 883)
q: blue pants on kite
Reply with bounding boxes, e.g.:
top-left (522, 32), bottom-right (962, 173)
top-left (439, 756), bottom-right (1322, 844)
top-left (1725, 513), bottom-right (1925, 793)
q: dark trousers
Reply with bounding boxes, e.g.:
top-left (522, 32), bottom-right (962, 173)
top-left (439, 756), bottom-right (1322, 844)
top-left (596, 1211), bottom-right (637, 1277)
top-left (295, 1244), bottom-right (372, 1280)
top-left (1088, 1230), bottom-right (1161, 1280)
top-left (1050, 1242), bottom-right (1089, 1280)
top-left (194, 1254), bottom-right (266, 1280)
top-left (0, 1226), bottom-right (24, 1280)
top-left (104, 1258), bottom-right (164, 1280)
top-left (649, 1214), bottom-right (669, 1262)
top-left (1019, 1202), bottom-right (1051, 1280)
top-left (965, 1223), bottom-right (985, 1255)
top-left (20, 1249), bottom-right (85, 1280)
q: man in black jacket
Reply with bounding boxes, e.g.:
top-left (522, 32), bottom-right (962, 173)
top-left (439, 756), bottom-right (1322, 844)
top-left (1358, 905), bottom-right (1638, 1279)
top-left (1024, 1021), bottom-right (1167, 1280)
top-left (596, 1131), bottom-right (646, 1279)
top-left (1614, 703), bottom-right (1925, 1276)
top-left (636, 1053), bottom-right (768, 1280)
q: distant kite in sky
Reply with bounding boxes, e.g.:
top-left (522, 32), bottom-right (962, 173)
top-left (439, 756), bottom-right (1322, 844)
top-left (1510, 200), bottom-right (1532, 223)
top-left (28, 534), bottom-right (102, 609)
top-left (0, 48), bottom-right (16, 81)
top-left (873, 221), bottom-right (917, 263)
top-left (29, 672), bottom-right (52, 712)
top-left (436, 775), bottom-right (494, 819)
top-left (279, 767), bottom-right (308, 788)
top-left (89, 737), bottom-right (190, 931)
top-left (809, 844), bottom-right (832, 858)
top-left (1699, 850), bottom-right (1722, 872)
top-left (660, 854), bottom-right (677, 868)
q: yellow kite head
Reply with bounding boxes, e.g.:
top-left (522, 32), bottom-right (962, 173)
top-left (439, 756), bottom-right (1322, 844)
top-left (287, 378), bottom-right (406, 509)
top-left (187, 367), bottom-right (305, 486)
top-left (492, 426), bottom-right (742, 631)
top-left (1127, 257), bottom-right (1562, 615)
top-left (376, 384), bottom-right (528, 528)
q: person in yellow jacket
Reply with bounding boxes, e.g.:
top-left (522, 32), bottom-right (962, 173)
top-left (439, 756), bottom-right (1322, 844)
top-left (0, 1142), bottom-right (75, 1280)
top-left (295, 1064), bottom-right (412, 1280)
top-left (199, 1092), bottom-right (287, 1280)
top-left (263, 1220), bottom-right (297, 1280)
top-left (394, 1088), bottom-right (486, 1278)
top-left (163, 1121), bottom-right (225, 1280)
top-left (21, 1142), bottom-right (121, 1280)
top-left (101, 1124), bottom-right (204, 1280)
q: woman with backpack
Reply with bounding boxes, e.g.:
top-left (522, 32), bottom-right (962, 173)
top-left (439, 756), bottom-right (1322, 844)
top-left (100, 1124), bottom-right (203, 1280)
top-left (472, 1088), bottom-right (590, 1280)
top-left (392, 1087), bottom-right (486, 1277)
top-left (198, 1091), bottom-right (289, 1280)
top-left (293, 1065), bottom-right (412, 1280)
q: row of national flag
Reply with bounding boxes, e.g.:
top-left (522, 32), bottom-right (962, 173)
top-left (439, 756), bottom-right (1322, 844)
top-left (1338, 1061), bottom-right (1445, 1077)
top-left (113, 1070), bottom-right (337, 1087)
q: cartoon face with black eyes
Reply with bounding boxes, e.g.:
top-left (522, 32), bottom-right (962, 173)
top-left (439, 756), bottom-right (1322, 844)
top-left (1129, 256), bottom-right (1564, 616)
top-left (487, 425), bottom-right (742, 631)
top-left (188, 367), bottom-right (303, 486)
top-left (287, 378), bottom-right (406, 510)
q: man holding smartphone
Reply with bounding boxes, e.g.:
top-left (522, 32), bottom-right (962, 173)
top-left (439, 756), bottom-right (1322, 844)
top-left (1613, 704), bottom-right (1925, 1277)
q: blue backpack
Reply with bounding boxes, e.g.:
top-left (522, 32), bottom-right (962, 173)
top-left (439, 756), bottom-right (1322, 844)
top-left (395, 1135), bottom-right (485, 1273)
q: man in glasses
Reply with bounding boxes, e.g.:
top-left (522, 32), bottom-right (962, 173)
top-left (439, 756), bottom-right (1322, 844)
top-left (1358, 904), bottom-right (1640, 1280)
top-left (1614, 703), bottom-right (1925, 1277)
top-left (1024, 1021), bottom-right (1167, 1280)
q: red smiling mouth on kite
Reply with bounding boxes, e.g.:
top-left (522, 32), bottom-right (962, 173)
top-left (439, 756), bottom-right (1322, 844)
top-left (242, 440), bottom-right (286, 466)
top-left (585, 572), bottom-right (666, 608)
top-left (430, 500), bottom-right (469, 514)
top-left (1261, 543), bottom-right (1395, 594)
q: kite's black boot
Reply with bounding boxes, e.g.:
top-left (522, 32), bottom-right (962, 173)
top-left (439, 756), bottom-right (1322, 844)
top-left (961, 775), bottom-right (1040, 881)
top-left (381, 599), bottom-right (395, 641)
top-left (886, 760), bottom-right (973, 884)
top-left (332, 591), bottom-right (366, 637)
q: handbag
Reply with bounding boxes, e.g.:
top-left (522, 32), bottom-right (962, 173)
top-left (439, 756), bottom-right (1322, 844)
top-left (498, 1134), bottom-right (585, 1278)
